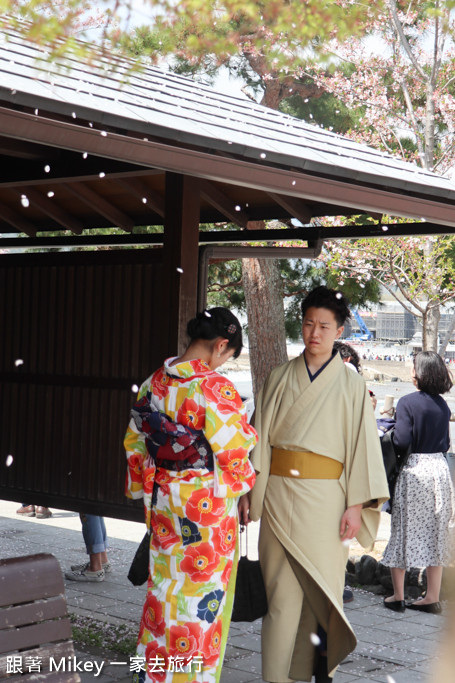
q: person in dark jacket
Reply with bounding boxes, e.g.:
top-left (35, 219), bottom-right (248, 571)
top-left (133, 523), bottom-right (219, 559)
top-left (382, 351), bottom-right (455, 614)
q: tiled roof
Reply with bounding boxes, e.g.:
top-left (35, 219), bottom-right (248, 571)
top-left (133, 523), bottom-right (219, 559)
top-left (1, 27), bottom-right (454, 203)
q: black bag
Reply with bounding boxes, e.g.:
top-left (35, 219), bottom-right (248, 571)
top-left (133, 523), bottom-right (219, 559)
top-left (231, 527), bottom-right (268, 622)
top-left (380, 428), bottom-right (411, 509)
top-left (127, 531), bottom-right (150, 586)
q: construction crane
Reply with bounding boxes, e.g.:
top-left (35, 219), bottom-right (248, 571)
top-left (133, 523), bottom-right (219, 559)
top-left (350, 309), bottom-right (373, 341)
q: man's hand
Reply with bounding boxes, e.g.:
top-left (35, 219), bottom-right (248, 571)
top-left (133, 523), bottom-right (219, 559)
top-left (238, 494), bottom-right (251, 526)
top-left (340, 504), bottom-right (362, 541)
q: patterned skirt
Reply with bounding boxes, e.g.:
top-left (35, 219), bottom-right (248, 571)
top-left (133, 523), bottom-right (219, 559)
top-left (382, 452), bottom-right (455, 570)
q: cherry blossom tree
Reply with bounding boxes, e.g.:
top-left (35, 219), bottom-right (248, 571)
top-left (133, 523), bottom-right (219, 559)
top-left (306, 0), bottom-right (455, 352)
top-left (322, 228), bottom-right (455, 350)
top-left (1, 1), bottom-right (372, 67)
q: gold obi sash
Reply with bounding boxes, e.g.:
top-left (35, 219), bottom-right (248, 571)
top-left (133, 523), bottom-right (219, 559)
top-left (270, 447), bottom-right (343, 479)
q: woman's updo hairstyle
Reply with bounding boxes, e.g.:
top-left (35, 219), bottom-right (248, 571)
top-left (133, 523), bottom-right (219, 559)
top-left (187, 307), bottom-right (243, 359)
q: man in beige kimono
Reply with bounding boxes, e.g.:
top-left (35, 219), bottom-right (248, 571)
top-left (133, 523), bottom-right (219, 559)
top-left (247, 286), bottom-right (389, 683)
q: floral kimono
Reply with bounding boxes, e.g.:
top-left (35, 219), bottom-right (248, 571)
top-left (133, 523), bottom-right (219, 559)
top-left (124, 358), bottom-right (257, 683)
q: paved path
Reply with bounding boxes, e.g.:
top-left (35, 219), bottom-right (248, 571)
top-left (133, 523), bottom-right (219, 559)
top-left (0, 500), bottom-right (447, 682)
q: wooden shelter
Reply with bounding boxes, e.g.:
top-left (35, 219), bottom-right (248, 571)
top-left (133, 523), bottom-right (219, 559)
top-left (1, 28), bottom-right (455, 520)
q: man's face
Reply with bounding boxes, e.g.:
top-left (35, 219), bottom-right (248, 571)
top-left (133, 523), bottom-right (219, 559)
top-left (302, 306), bottom-right (344, 360)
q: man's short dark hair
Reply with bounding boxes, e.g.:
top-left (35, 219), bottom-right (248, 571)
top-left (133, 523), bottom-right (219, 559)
top-left (414, 351), bottom-right (453, 395)
top-left (301, 286), bottom-right (351, 327)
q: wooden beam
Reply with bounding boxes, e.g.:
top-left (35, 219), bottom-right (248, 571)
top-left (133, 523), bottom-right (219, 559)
top-left (11, 188), bottom-right (84, 234)
top-left (112, 177), bottom-right (165, 217)
top-left (0, 137), bottom-right (59, 160)
top-left (268, 192), bottom-right (312, 224)
top-left (163, 173), bottom-right (201, 355)
top-left (0, 200), bottom-right (37, 236)
top-left (200, 179), bottom-right (249, 228)
top-left (1, 107), bottom-right (455, 226)
top-left (0, 168), bottom-right (162, 190)
top-left (65, 182), bottom-right (135, 231)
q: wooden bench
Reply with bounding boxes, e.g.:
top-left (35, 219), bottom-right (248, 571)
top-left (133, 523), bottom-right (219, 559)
top-left (0, 553), bottom-right (80, 682)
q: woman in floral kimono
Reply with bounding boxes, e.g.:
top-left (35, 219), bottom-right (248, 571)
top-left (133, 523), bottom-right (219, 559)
top-left (124, 308), bottom-right (257, 683)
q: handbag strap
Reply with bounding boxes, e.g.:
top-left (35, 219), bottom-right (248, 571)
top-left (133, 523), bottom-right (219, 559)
top-left (239, 524), bottom-right (248, 558)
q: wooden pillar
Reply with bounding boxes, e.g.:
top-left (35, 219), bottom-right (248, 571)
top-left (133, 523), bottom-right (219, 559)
top-left (163, 172), bottom-right (200, 355)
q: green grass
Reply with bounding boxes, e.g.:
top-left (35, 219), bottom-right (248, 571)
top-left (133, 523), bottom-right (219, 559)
top-left (70, 614), bottom-right (137, 656)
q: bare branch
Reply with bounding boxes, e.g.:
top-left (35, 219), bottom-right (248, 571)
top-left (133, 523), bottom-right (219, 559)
top-left (400, 80), bottom-right (425, 160)
top-left (387, 0), bottom-right (427, 81)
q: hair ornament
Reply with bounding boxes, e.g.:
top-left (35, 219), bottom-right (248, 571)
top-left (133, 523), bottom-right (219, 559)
top-left (226, 323), bottom-right (237, 334)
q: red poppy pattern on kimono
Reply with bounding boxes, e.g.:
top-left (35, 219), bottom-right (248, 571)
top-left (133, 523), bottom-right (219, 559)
top-left (124, 357), bottom-right (257, 683)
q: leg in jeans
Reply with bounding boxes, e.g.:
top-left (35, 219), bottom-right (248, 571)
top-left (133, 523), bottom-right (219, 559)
top-left (80, 514), bottom-right (109, 571)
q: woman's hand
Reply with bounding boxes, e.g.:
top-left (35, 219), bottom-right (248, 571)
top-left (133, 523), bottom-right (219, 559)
top-left (238, 494), bottom-right (251, 526)
top-left (340, 504), bottom-right (362, 541)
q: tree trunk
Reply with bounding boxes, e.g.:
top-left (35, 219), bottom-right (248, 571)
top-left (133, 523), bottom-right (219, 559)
top-left (438, 311), bottom-right (455, 358)
top-left (239, 78), bottom-right (301, 398)
top-left (422, 304), bottom-right (440, 351)
top-left (242, 257), bottom-right (288, 398)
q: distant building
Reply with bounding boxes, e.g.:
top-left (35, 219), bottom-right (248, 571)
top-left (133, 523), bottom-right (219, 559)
top-left (376, 305), bottom-right (416, 341)
top-left (345, 301), bottom-right (455, 343)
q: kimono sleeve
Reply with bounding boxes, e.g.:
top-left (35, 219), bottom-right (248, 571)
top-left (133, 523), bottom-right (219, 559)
top-left (345, 383), bottom-right (390, 548)
top-left (249, 363), bottom-right (288, 521)
top-left (201, 374), bottom-right (257, 499)
top-left (124, 378), bottom-right (151, 500)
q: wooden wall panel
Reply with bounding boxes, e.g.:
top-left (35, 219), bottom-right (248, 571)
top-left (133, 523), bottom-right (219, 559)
top-left (0, 249), bottom-right (167, 520)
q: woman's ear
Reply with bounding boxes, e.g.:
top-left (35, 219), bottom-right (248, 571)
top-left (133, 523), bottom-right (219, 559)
top-left (218, 338), bottom-right (229, 355)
